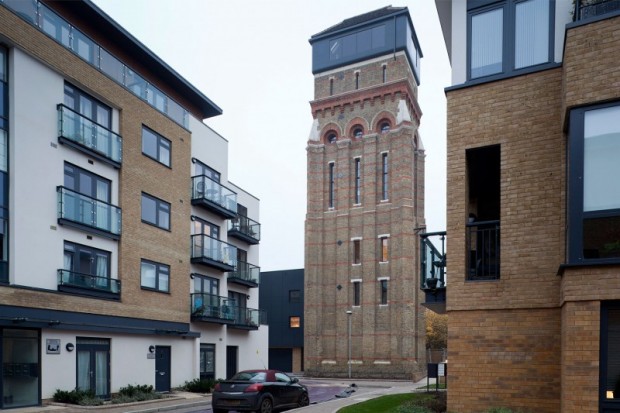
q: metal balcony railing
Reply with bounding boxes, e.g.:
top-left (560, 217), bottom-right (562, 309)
top-left (467, 220), bottom-right (500, 281)
top-left (57, 269), bottom-right (120, 295)
top-left (57, 104), bottom-right (122, 167)
top-left (57, 186), bottom-right (121, 238)
top-left (228, 261), bottom-right (260, 286)
top-left (228, 215), bottom-right (261, 244)
top-left (191, 175), bottom-right (238, 219)
top-left (574, 0), bottom-right (620, 20)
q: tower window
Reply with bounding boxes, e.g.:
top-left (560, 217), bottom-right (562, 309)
top-left (355, 72), bottom-right (360, 90)
top-left (329, 78), bottom-right (334, 96)
top-left (379, 279), bottom-right (388, 305)
top-left (381, 153), bottom-right (389, 201)
top-left (380, 121), bottom-right (391, 133)
top-left (328, 162), bottom-right (335, 209)
top-left (327, 133), bottom-right (337, 144)
top-left (352, 126), bottom-right (363, 139)
top-left (382, 65), bottom-right (387, 83)
top-left (353, 281), bottom-right (361, 306)
top-left (379, 236), bottom-right (389, 262)
top-left (354, 158), bottom-right (361, 204)
top-left (352, 239), bottom-right (361, 264)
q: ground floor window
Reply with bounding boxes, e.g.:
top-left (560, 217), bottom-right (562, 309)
top-left (200, 344), bottom-right (215, 380)
top-left (601, 302), bottom-right (620, 410)
top-left (1, 329), bottom-right (39, 408)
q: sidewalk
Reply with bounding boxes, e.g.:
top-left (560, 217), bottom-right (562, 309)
top-left (9, 377), bottom-right (433, 413)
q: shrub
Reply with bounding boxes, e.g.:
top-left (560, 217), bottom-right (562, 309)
top-left (182, 378), bottom-right (217, 393)
top-left (118, 384), bottom-right (154, 397)
top-left (53, 388), bottom-right (102, 405)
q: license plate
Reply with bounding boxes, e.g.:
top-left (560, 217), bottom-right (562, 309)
top-left (223, 399), bottom-right (241, 406)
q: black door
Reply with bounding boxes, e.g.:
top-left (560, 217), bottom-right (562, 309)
top-left (269, 348), bottom-right (293, 372)
top-left (155, 346), bottom-right (171, 392)
top-left (226, 346), bottom-right (238, 379)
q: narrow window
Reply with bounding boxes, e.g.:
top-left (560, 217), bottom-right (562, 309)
top-left (379, 279), bottom-right (388, 305)
top-left (141, 259), bottom-right (169, 292)
top-left (515, 0), bottom-right (550, 69)
top-left (380, 121), bottom-right (390, 134)
top-left (353, 281), bottom-right (361, 306)
top-left (142, 126), bottom-right (171, 167)
top-left (329, 78), bottom-right (334, 96)
top-left (353, 239), bottom-right (361, 264)
top-left (382, 65), bottom-right (387, 83)
top-left (327, 133), bottom-right (337, 144)
top-left (354, 158), bottom-right (361, 204)
top-left (379, 236), bottom-right (389, 262)
top-left (352, 127), bottom-right (363, 139)
top-left (289, 290), bottom-right (301, 303)
top-left (290, 316), bottom-right (301, 328)
top-left (470, 7), bottom-right (503, 79)
top-left (141, 193), bottom-right (170, 230)
top-left (381, 153), bottom-right (389, 201)
top-left (355, 72), bottom-right (360, 90)
top-left (328, 162), bottom-right (335, 208)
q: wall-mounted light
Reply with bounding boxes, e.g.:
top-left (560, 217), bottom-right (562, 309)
top-left (66, 343), bottom-right (74, 352)
top-left (149, 345), bottom-right (155, 353)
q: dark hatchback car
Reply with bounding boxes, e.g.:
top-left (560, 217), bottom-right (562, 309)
top-left (212, 369), bottom-right (309, 413)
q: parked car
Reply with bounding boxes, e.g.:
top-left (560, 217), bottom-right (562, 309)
top-left (212, 369), bottom-right (309, 413)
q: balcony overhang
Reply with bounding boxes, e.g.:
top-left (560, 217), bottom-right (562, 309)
top-left (191, 314), bottom-right (235, 325)
top-left (191, 197), bottom-right (237, 220)
top-left (190, 256), bottom-right (235, 272)
top-left (58, 218), bottom-right (120, 241)
top-left (227, 277), bottom-right (259, 288)
top-left (58, 284), bottom-right (120, 300)
top-left (228, 323), bottom-right (259, 331)
top-left (228, 229), bottom-right (260, 245)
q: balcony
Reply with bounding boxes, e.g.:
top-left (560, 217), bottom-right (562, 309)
top-left (191, 293), bottom-right (236, 325)
top-left (467, 220), bottom-right (500, 281)
top-left (228, 261), bottom-right (260, 288)
top-left (57, 104), bottom-right (122, 168)
top-left (57, 269), bottom-right (120, 300)
top-left (228, 215), bottom-right (261, 244)
top-left (57, 186), bottom-right (122, 240)
top-left (228, 307), bottom-right (266, 331)
top-left (191, 175), bottom-right (238, 219)
top-left (420, 231), bottom-right (447, 314)
top-left (190, 234), bottom-right (237, 272)
top-left (574, 0), bottom-right (620, 21)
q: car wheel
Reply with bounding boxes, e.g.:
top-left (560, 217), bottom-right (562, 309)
top-left (298, 392), bottom-right (310, 407)
top-left (257, 397), bottom-right (273, 413)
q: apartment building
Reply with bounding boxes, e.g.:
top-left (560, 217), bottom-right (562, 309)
top-left (426, 0), bottom-right (620, 411)
top-left (305, 6), bottom-right (426, 380)
top-left (0, 0), bottom-right (266, 408)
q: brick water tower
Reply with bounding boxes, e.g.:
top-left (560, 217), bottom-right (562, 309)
top-left (304, 6), bottom-right (426, 379)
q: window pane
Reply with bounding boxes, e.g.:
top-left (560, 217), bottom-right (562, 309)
top-left (371, 25), bottom-right (386, 49)
top-left (125, 69), bottom-right (147, 99)
top-left (158, 204), bottom-right (170, 230)
top-left (73, 30), bottom-right (95, 65)
top-left (515, 0), bottom-right (549, 69)
top-left (141, 261), bottom-right (156, 288)
top-left (343, 33), bottom-right (356, 57)
top-left (40, 5), bottom-right (70, 45)
top-left (141, 195), bottom-right (157, 224)
top-left (142, 128), bottom-right (157, 158)
top-left (159, 266), bottom-right (169, 292)
top-left (159, 139), bottom-right (170, 166)
top-left (583, 215), bottom-right (620, 259)
top-left (471, 8), bottom-right (503, 78)
top-left (329, 39), bottom-right (342, 61)
top-left (583, 106), bottom-right (620, 212)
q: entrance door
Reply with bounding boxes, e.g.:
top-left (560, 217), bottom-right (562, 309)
top-left (200, 344), bottom-right (216, 380)
top-left (155, 346), bottom-right (171, 392)
top-left (226, 346), bottom-right (238, 379)
top-left (76, 338), bottom-right (110, 398)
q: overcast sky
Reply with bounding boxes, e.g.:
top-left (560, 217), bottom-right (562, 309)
top-left (92, 0), bottom-right (450, 272)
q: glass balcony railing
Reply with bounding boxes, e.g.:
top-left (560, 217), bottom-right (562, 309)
top-left (228, 306), bottom-right (267, 329)
top-left (190, 234), bottom-right (237, 271)
top-left (228, 215), bottom-right (261, 244)
top-left (57, 186), bottom-right (122, 238)
top-left (574, 0), bottom-right (620, 21)
top-left (57, 269), bottom-right (120, 296)
top-left (1, 0), bottom-right (189, 127)
top-left (191, 175), bottom-right (238, 219)
top-left (420, 231), bottom-right (447, 291)
top-left (191, 293), bottom-right (236, 322)
top-left (228, 261), bottom-right (260, 287)
top-left (467, 220), bottom-right (500, 281)
top-left (58, 104), bottom-right (122, 166)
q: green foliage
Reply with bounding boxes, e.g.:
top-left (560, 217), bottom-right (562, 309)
top-left (337, 392), bottom-right (447, 413)
top-left (182, 378), bottom-right (218, 393)
top-left (53, 388), bottom-right (102, 406)
top-left (118, 384), bottom-right (155, 397)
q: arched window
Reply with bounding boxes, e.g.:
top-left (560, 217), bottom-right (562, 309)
top-left (352, 126), bottom-right (363, 139)
top-left (326, 132), bottom-right (337, 144)
top-left (380, 121), bottom-right (391, 133)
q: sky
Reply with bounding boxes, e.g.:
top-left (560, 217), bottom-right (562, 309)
top-left (92, 0), bottom-right (451, 272)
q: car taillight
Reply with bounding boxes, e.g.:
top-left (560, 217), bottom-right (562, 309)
top-left (244, 383), bottom-right (263, 392)
top-left (214, 383), bottom-right (221, 391)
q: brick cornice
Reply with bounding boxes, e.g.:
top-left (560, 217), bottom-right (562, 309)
top-left (310, 79), bottom-right (422, 123)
